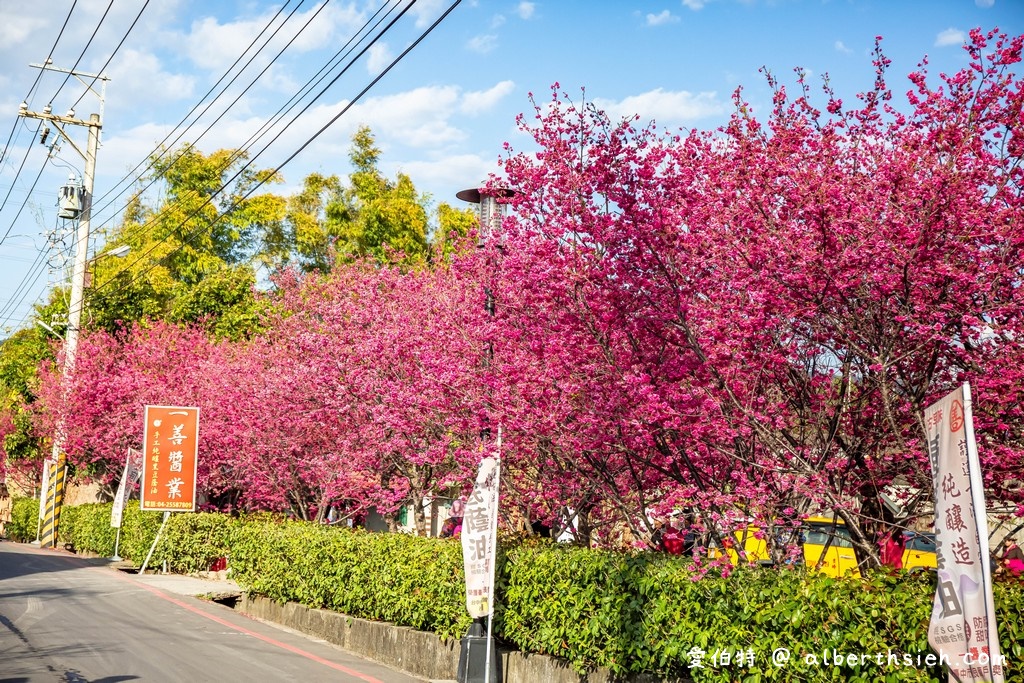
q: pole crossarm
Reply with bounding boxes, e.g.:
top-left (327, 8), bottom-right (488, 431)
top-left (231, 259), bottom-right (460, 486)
top-left (18, 108), bottom-right (100, 161)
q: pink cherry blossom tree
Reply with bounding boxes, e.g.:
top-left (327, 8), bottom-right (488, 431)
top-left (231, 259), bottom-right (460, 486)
top-left (493, 29), bottom-right (1024, 561)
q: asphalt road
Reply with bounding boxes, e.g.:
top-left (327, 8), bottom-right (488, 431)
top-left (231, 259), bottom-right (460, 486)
top-left (0, 541), bottom-right (426, 683)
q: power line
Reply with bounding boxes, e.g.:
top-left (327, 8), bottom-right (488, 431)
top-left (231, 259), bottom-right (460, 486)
top-left (0, 0), bottom-right (122, 328)
top-left (88, 0), bottom-right (301, 225)
top-left (68, 0), bottom-right (151, 114)
top-left (0, 120), bottom-right (48, 246)
top-left (0, 243), bottom-right (53, 330)
top-left (100, 0), bottom-right (394, 251)
top-left (98, 0), bottom-right (463, 297)
top-left (2, 0), bottom-right (302, 332)
top-left (0, 0), bottom-right (78, 172)
top-left (46, 0), bottom-right (115, 104)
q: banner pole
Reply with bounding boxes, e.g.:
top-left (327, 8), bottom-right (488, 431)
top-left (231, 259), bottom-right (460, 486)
top-left (962, 383), bottom-right (999, 682)
top-left (139, 511), bottom-right (170, 574)
top-left (112, 526), bottom-right (122, 562)
top-left (483, 426), bottom-right (502, 683)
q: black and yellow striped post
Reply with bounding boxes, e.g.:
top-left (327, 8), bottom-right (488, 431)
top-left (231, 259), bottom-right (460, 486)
top-left (39, 455), bottom-right (67, 549)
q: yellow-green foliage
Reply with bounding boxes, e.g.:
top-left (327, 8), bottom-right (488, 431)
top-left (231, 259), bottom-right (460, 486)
top-left (7, 496), bottom-right (39, 542)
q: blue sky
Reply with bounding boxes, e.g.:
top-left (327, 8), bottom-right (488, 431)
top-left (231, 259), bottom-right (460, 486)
top-left (0, 0), bottom-right (1021, 333)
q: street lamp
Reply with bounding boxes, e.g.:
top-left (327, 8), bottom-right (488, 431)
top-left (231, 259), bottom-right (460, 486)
top-left (454, 184), bottom-right (517, 683)
top-left (455, 186), bottom-right (517, 248)
top-left (104, 244), bottom-right (131, 259)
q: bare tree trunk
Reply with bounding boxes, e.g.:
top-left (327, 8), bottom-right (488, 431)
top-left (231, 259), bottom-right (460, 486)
top-left (411, 491), bottom-right (428, 537)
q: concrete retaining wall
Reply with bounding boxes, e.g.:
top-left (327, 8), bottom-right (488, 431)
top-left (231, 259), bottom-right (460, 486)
top-left (238, 594), bottom-right (688, 683)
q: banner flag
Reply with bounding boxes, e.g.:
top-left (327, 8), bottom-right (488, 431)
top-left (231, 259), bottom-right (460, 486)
top-left (111, 448), bottom-right (143, 528)
top-left (140, 405), bottom-right (200, 512)
top-left (38, 458), bottom-right (54, 524)
top-left (462, 456), bottom-right (500, 618)
top-left (924, 383), bottom-right (1004, 682)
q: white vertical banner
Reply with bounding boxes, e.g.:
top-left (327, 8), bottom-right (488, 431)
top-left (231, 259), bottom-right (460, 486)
top-left (111, 448), bottom-right (142, 529)
top-left (38, 458), bottom-right (54, 522)
top-left (462, 454), bottom-right (501, 618)
top-left (924, 383), bottom-right (1004, 682)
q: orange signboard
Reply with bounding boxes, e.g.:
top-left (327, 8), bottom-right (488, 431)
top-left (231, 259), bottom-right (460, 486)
top-left (140, 405), bottom-right (200, 512)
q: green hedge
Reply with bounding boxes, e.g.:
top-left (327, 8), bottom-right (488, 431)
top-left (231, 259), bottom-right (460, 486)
top-left (7, 496), bottom-right (40, 542)
top-left (229, 518), bottom-right (471, 639)
top-left (57, 501), bottom-right (232, 573)
top-left (26, 502), bottom-right (1024, 682)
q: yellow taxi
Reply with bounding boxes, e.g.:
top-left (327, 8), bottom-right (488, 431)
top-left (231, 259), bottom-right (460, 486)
top-left (900, 531), bottom-right (938, 571)
top-left (801, 516), bottom-right (861, 577)
top-left (706, 525), bottom-right (771, 565)
top-left (702, 517), bottom-right (936, 578)
top-left (705, 517), bottom-right (857, 577)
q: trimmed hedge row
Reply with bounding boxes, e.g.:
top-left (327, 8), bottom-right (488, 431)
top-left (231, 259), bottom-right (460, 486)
top-left (7, 495), bottom-right (40, 542)
top-left (13, 498), bottom-right (1023, 682)
top-left (58, 500), bottom-right (232, 573)
top-left (230, 517), bottom-right (470, 638)
top-left (500, 545), bottom-right (1024, 681)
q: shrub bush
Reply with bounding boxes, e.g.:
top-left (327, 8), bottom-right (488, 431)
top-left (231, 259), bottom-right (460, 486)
top-left (57, 502), bottom-right (110, 553)
top-left (229, 518), bottom-right (471, 639)
top-left (500, 544), bottom-right (1024, 682)
top-left (8, 496), bottom-right (39, 542)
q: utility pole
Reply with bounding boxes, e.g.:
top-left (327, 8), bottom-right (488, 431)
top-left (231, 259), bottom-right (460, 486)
top-left (18, 62), bottom-right (108, 548)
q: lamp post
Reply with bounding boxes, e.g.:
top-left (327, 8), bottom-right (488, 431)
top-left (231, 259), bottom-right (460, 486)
top-left (455, 184), bottom-right (515, 683)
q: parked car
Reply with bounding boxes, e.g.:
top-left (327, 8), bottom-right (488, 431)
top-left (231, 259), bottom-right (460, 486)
top-left (899, 531), bottom-right (938, 571)
top-left (702, 517), bottom-right (938, 578)
top-left (800, 516), bottom-right (861, 578)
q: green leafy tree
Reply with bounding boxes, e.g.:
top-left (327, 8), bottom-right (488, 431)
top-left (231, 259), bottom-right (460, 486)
top-left (333, 126), bottom-right (430, 265)
top-left (86, 146), bottom-right (286, 337)
top-left (168, 264), bottom-right (269, 341)
top-left (434, 201), bottom-right (478, 261)
top-left (265, 172), bottom-right (346, 274)
top-left (0, 324), bottom-right (53, 476)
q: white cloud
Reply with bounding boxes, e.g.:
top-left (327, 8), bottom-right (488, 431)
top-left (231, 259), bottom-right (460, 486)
top-left (682, 0), bottom-right (707, 9)
top-left (460, 81), bottom-right (516, 115)
top-left (975, 0), bottom-right (994, 7)
top-left (185, 15), bottom-right (273, 70)
top-left (182, 4), bottom-right (361, 71)
top-left (104, 49), bottom-right (196, 104)
top-left (409, 0), bottom-right (448, 28)
top-left (835, 40), bottom-right (852, 54)
top-left (467, 34), bottom-right (499, 54)
top-left (287, 4), bottom-right (364, 52)
top-left (0, 15), bottom-right (46, 45)
top-left (367, 43), bottom-right (393, 75)
top-left (647, 11), bottom-right (680, 26)
top-left (935, 28), bottom-right (966, 47)
top-left (593, 89), bottom-right (728, 124)
top-left (517, 2), bottom-right (536, 20)
top-left (400, 154), bottom-right (502, 201)
top-left (346, 86), bottom-right (467, 149)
